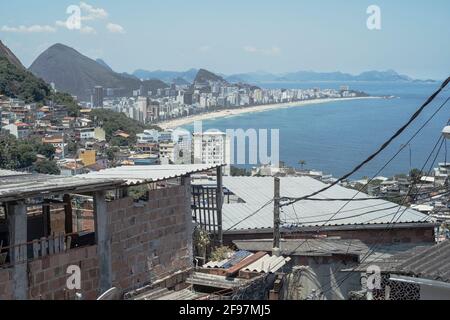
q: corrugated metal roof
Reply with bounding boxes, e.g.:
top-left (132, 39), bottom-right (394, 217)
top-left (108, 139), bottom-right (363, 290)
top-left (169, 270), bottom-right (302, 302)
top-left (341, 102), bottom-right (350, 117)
top-left (243, 254), bottom-right (291, 273)
top-left (351, 245), bottom-right (432, 273)
top-left (0, 174), bottom-right (124, 202)
top-left (218, 177), bottom-right (432, 231)
top-left (233, 239), bottom-right (435, 274)
top-left (202, 258), bottom-right (230, 269)
top-left (0, 169), bottom-right (30, 178)
top-left (395, 240), bottom-right (450, 282)
top-left (201, 250), bottom-right (289, 274)
top-left (234, 238), bottom-right (369, 257)
top-left (155, 288), bottom-right (207, 300)
top-left (82, 164), bottom-right (223, 185)
top-left (186, 272), bottom-right (249, 289)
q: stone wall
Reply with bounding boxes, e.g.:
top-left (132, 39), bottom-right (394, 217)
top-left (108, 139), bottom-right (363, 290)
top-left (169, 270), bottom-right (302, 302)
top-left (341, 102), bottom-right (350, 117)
top-left (27, 245), bottom-right (99, 300)
top-left (108, 182), bottom-right (193, 293)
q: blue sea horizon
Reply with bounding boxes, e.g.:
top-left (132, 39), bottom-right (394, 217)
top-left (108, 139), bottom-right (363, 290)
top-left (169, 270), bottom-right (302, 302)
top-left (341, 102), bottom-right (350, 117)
top-left (185, 81), bottom-right (449, 180)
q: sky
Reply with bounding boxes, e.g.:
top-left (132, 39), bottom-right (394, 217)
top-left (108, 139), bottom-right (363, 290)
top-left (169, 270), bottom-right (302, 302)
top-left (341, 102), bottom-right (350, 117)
top-left (0, 0), bottom-right (449, 79)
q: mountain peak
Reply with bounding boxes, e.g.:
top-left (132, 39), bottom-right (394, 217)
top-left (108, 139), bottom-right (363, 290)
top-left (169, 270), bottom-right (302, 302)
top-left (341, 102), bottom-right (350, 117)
top-left (194, 68), bottom-right (227, 84)
top-left (47, 43), bottom-right (78, 53)
top-left (0, 40), bottom-right (24, 69)
top-left (29, 43), bottom-right (168, 100)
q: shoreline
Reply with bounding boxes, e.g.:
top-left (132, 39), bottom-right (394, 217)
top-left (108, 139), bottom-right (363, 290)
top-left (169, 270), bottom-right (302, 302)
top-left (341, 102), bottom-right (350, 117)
top-left (156, 96), bottom-right (380, 129)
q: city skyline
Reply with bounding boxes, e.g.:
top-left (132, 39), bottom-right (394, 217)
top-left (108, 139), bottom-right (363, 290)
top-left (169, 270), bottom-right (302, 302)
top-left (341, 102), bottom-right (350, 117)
top-left (1, 0), bottom-right (449, 80)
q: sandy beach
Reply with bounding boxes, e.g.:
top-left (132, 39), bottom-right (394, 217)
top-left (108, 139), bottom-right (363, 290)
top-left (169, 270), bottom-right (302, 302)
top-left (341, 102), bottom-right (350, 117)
top-left (156, 96), bottom-right (380, 129)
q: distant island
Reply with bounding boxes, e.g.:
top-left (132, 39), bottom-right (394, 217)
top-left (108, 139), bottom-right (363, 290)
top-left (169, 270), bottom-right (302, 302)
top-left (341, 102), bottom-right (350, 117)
top-left (24, 42), bottom-right (436, 103)
top-left (133, 69), bottom-right (437, 85)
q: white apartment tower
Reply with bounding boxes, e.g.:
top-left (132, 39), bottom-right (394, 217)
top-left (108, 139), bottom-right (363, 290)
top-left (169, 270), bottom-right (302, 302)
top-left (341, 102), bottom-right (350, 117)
top-left (193, 130), bottom-right (231, 175)
top-left (136, 96), bottom-right (149, 123)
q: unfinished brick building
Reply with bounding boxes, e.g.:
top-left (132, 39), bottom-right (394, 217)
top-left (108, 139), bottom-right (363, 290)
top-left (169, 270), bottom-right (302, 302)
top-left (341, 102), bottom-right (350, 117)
top-left (0, 164), bottom-right (222, 300)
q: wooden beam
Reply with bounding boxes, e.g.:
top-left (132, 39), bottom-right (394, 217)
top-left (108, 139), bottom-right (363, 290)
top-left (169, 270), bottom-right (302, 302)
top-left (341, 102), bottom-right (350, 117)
top-left (63, 194), bottom-right (73, 234)
top-left (42, 200), bottom-right (51, 237)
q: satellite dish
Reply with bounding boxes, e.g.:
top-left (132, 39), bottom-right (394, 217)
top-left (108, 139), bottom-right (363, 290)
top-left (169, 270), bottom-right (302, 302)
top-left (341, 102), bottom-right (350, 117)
top-left (97, 287), bottom-right (119, 300)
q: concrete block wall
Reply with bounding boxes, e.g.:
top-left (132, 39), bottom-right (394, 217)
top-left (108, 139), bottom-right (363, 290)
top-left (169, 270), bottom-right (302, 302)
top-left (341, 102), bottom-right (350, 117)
top-left (308, 227), bottom-right (436, 244)
top-left (27, 246), bottom-right (99, 300)
top-left (225, 226), bottom-right (436, 246)
top-left (0, 268), bottom-right (14, 300)
top-left (0, 180), bottom-right (193, 300)
top-left (108, 183), bottom-right (193, 293)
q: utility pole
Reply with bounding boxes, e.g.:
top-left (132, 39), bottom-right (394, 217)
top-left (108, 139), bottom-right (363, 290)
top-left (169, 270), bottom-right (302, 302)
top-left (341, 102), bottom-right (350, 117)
top-left (273, 177), bottom-right (281, 256)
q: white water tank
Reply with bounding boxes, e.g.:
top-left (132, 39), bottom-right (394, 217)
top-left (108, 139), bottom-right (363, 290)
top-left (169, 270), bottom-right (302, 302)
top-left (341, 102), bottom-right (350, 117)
top-left (443, 126), bottom-right (450, 139)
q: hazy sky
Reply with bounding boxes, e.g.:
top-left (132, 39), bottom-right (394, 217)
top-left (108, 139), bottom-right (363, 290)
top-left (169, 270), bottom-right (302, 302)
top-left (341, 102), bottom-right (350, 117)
top-left (1, 0), bottom-right (449, 79)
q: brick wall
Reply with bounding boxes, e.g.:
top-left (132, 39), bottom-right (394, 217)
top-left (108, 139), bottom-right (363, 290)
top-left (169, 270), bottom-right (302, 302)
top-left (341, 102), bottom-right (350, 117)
top-left (0, 180), bottom-right (193, 300)
top-left (288, 227), bottom-right (436, 244)
top-left (225, 225), bottom-right (436, 246)
top-left (108, 182), bottom-right (193, 293)
top-left (27, 246), bottom-right (99, 300)
top-left (0, 268), bottom-right (13, 300)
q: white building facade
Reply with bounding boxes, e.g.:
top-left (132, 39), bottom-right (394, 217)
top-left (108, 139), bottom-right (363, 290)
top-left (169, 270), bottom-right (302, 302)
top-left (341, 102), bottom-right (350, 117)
top-left (193, 130), bottom-right (231, 175)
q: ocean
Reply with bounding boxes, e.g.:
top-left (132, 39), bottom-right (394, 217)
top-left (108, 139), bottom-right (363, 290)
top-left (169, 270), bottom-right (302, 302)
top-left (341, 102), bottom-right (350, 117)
top-left (185, 81), bottom-right (449, 179)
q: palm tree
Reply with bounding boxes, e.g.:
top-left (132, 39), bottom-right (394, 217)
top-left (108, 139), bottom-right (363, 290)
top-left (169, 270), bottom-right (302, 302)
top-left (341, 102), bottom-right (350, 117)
top-left (298, 160), bottom-right (306, 171)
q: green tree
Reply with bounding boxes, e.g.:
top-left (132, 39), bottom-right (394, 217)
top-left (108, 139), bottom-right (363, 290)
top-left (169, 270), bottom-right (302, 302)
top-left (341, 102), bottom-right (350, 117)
top-left (298, 160), bottom-right (306, 170)
top-left (90, 109), bottom-right (161, 144)
top-left (37, 143), bottom-right (56, 159)
top-left (409, 168), bottom-right (423, 184)
top-left (0, 133), bottom-right (56, 171)
top-left (50, 92), bottom-right (80, 117)
top-left (106, 147), bottom-right (119, 162)
top-left (0, 57), bottom-right (50, 103)
top-left (32, 160), bottom-right (60, 175)
top-left (230, 166), bottom-right (251, 176)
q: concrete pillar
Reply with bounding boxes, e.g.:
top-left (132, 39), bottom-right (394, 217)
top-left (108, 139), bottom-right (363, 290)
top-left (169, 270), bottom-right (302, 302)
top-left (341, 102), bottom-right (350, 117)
top-left (94, 190), bottom-right (111, 295)
top-left (7, 201), bottom-right (28, 300)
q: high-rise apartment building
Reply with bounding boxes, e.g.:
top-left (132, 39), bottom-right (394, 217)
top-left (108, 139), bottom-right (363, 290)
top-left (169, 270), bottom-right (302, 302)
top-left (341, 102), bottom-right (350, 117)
top-left (93, 86), bottom-right (104, 108)
top-left (193, 130), bottom-right (231, 175)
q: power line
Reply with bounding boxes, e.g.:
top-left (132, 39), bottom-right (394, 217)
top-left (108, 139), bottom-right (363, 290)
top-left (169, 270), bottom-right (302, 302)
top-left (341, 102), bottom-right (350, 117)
top-left (326, 138), bottom-right (445, 296)
top-left (357, 135), bottom-right (445, 263)
top-left (320, 133), bottom-right (447, 297)
top-left (320, 145), bottom-right (443, 297)
top-left (223, 199), bottom-right (273, 232)
top-left (281, 205), bottom-right (399, 225)
top-left (281, 95), bottom-right (450, 259)
top-left (281, 78), bottom-right (450, 208)
top-left (282, 189), bottom-right (450, 231)
top-left (220, 79), bottom-right (450, 254)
